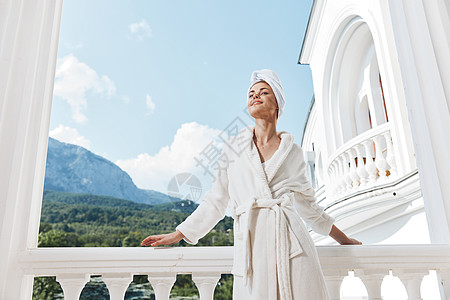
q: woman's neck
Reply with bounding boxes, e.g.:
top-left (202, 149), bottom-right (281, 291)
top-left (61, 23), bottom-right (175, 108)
top-left (253, 120), bottom-right (278, 145)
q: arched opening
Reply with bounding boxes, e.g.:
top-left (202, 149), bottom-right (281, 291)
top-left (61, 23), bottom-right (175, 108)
top-left (326, 17), bottom-right (387, 150)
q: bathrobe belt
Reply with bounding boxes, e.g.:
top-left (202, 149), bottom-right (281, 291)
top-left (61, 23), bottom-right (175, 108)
top-left (232, 192), bottom-right (301, 300)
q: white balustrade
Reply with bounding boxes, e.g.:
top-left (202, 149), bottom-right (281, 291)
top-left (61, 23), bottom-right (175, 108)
top-left (327, 123), bottom-right (397, 200)
top-left (17, 245), bottom-right (450, 299)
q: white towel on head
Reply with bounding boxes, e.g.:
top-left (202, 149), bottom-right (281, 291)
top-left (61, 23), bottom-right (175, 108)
top-left (248, 69), bottom-right (286, 118)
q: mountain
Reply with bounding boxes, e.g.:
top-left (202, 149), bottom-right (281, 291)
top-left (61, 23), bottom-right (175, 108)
top-left (44, 138), bottom-right (179, 205)
top-left (42, 190), bottom-right (199, 214)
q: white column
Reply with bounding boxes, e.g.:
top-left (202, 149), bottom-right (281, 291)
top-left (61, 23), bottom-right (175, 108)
top-left (102, 273), bottom-right (133, 300)
top-left (148, 273), bottom-right (177, 300)
top-left (192, 272), bottom-right (221, 300)
top-left (0, 0), bottom-right (63, 299)
top-left (56, 274), bottom-right (90, 300)
top-left (388, 0), bottom-right (450, 244)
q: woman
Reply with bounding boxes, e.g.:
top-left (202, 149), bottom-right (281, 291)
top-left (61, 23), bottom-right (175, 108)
top-left (142, 69), bottom-right (362, 299)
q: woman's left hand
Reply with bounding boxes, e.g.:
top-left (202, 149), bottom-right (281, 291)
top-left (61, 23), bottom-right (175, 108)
top-left (329, 225), bottom-right (362, 245)
top-left (341, 237), bottom-right (362, 245)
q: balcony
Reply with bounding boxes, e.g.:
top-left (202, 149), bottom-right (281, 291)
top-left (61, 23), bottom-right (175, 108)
top-left (327, 122), bottom-right (397, 202)
top-left (18, 245), bottom-right (450, 299)
top-left (316, 123), bottom-right (426, 243)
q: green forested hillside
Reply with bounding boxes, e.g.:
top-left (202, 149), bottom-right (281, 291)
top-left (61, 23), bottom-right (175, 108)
top-left (34, 190), bottom-right (234, 299)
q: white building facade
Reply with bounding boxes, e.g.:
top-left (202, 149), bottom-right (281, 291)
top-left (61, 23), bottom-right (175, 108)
top-left (299, 0), bottom-right (450, 248)
top-left (1, 0), bottom-right (450, 299)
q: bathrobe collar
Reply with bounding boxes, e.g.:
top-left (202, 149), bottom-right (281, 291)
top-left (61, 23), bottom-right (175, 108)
top-left (240, 125), bottom-right (295, 196)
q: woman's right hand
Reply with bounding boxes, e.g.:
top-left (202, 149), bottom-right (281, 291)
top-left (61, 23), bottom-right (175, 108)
top-left (141, 230), bottom-right (185, 247)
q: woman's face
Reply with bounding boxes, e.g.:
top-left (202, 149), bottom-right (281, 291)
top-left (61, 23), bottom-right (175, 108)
top-left (248, 81), bottom-right (278, 120)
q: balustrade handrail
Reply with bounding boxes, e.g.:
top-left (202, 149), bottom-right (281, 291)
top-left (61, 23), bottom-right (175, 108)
top-left (327, 122), bottom-right (391, 170)
top-left (18, 244), bottom-right (450, 276)
top-left (18, 246), bottom-right (234, 276)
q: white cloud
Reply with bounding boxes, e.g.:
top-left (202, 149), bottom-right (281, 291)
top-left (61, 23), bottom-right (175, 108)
top-left (146, 94), bottom-right (155, 114)
top-left (128, 19), bottom-right (152, 41)
top-left (53, 54), bottom-right (116, 123)
top-left (49, 125), bottom-right (91, 149)
top-left (116, 122), bottom-right (223, 194)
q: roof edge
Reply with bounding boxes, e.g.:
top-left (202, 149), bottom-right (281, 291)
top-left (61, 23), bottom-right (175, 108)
top-left (300, 94), bottom-right (316, 146)
top-left (298, 0), bottom-right (323, 65)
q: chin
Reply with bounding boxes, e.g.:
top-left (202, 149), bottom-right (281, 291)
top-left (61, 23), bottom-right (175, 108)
top-left (249, 111), bottom-right (263, 120)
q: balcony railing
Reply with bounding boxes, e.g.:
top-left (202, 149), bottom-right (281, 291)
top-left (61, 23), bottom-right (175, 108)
top-left (327, 123), bottom-right (398, 201)
top-left (18, 245), bottom-right (450, 300)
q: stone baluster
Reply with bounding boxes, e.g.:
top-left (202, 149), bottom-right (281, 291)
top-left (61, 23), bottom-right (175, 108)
top-left (331, 159), bottom-right (340, 197)
top-left (343, 153), bottom-right (353, 193)
top-left (363, 139), bottom-right (378, 184)
top-left (192, 272), bottom-right (221, 300)
top-left (328, 161), bottom-right (335, 178)
top-left (56, 274), bottom-right (90, 300)
top-left (383, 131), bottom-right (397, 178)
top-left (355, 144), bottom-right (369, 186)
top-left (395, 270), bottom-right (428, 300)
top-left (334, 160), bottom-right (342, 196)
top-left (323, 270), bottom-right (347, 300)
top-left (373, 135), bottom-right (389, 181)
top-left (338, 155), bottom-right (347, 195)
top-left (347, 148), bottom-right (360, 189)
top-left (148, 273), bottom-right (177, 300)
top-left (102, 273), bottom-right (133, 300)
top-left (328, 161), bottom-right (337, 195)
top-left (355, 269), bottom-right (386, 300)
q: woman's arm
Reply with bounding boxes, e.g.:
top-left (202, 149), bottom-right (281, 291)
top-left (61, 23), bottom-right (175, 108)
top-left (329, 225), bottom-right (362, 245)
top-left (142, 146), bottom-right (231, 247)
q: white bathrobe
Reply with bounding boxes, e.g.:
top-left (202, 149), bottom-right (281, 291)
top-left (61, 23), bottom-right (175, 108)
top-left (176, 125), bottom-right (334, 299)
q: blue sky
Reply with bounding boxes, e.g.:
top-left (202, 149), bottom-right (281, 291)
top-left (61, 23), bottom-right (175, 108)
top-left (49, 0), bottom-right (315, 195)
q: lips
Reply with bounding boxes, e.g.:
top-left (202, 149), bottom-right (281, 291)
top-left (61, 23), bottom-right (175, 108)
top-left (252, 101), bottom-right (263, 106)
